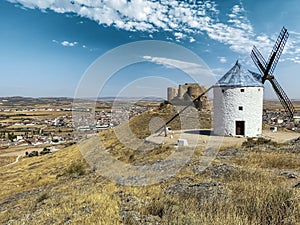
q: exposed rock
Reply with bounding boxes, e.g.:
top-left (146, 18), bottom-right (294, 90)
top-left (120, 210), bottom-right (141, 224)
top-left (81, 205), bottom-right (91, 214)
top-left (292, 181), bottom-right (300, 188)
top-left (217, 147), bottom-right (245, 158)
top-left (201, 163), bottom-right (237, 179)
top-left (280, 171), bottom-right (297, 179)
top-left (165, 180), bottom-right (226, 203)
top-left (120, 210), bottom-right (160, 225)
top-left (63, 216), bottom-right (72, 224)
top-left (282, 137), bottom-right (300, 152)
top-left (287, 137), bottom-right (300, 146)
top-left (117, 191), bottom-right (160, 224)
top-left (117, 191), bottom-right (145, 210)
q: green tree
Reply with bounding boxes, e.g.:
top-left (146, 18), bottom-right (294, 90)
top-left (8, 132), bottom-right (16, 142)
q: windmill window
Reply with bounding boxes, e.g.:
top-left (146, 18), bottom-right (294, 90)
top-left (240, 89), bottom-right (245, 92)
top-left (239, 106), bottom-right (243, 111)
top-left (258, 88), bottom-right (260, 91)
top-left (222, 89), bottom-right (225, 93)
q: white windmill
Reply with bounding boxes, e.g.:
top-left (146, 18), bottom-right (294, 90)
top-left (213, 61), bottom-right (264, 137)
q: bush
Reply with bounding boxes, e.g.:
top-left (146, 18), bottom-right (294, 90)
top-left (36, 193), bottom-right (49, 203)
top-left (28, 151), bottom-right (39, 157)
top-left (64, 161), bottom-right (86, 176)
top-left (143, 198), bottom-right (166, 218)
top-left (159, 101), bottom-right (169, 109)
top-left (242, 137), bottom-right (279, 148)
top-left (8, 133), bottom-right (16, 142)
top-left (40, 147), bottom-right (51, 155)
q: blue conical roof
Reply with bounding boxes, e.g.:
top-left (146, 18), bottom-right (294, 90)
top-left (216, 61), bottom-right (263, 87)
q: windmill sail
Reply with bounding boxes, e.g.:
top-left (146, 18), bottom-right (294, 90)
top-left (154, 86), bottom-right (213, 134)
top-left (250, 27), bottom-right (295, 118)
top-left (269, 78), bottom-right (295, 117)
top-left (251, 46), bottom-right (267, 76)
top-left (266, 27), bottom-right (289, 76)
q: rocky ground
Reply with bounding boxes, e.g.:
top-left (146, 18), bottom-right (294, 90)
top-left (0, 107), bottom-right (300, 224)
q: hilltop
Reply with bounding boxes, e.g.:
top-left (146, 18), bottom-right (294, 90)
top-left (0, 106), bottom-right (300, 224)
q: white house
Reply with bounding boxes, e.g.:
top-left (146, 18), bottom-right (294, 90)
top-left (213, 61), bottom-right (264, 137)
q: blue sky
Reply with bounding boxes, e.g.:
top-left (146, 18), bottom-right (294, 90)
top-left (1, 0), bottom-right (300, 99)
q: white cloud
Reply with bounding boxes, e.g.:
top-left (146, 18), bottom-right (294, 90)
top-left (142, 55), bottom-right (213, 77)
top-left (189, 37), bottom-right (196, 43)
top-left (7, 0), bottom-right (300, 63)
top-left (5, 1), bottom-right (235, 42)
top-left (287, 56), bottom-right (300, 64)
top-left (174, 32), bottom-right (186, 41)
top-left (52, 39), bottom-right (78, 47)
top-left (61, 41), bottom-right (78, 47)
top-left (143, 55), bottom-right (201, 68)
top-left (218, 57), bottom-right (227, 63)
top-left (232, 5), bottom-right (244, 14)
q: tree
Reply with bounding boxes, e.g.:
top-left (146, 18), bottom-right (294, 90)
top-left (28, 151), bottom-right (39, 157)
top-left (40, 147), bottom-right (51, 155)
top-left (8, 133), bottom-right (16, 142)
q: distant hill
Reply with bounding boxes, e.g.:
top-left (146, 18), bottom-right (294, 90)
top-left (0, 96), bottom-right (164, 107)
top-left (0, 96), bottom-right (73, 106)
top-left (96, 96), bottom-right (164, 101)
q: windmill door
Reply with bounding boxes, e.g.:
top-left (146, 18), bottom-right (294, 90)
top-left (236, 121), bottom-right (245, 135)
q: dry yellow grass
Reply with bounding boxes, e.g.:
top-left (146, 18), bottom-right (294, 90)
top-left (0, 110), bottom-right (71, 123)
top-left (0, 109), bottom-right (299, 224)
top-left (0, 156), bottom-right (16, 167)
top-left (0, 145), bottom-right (122, 224)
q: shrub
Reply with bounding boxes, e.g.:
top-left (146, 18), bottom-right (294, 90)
top-left (28, 151), bottom-right (39, 157)
top-left (242, 137), bottom-right (279, 148)
top-left (36, 193), bottom-right (49, 203)
top-left (144, 198), bottom-right (166, 218)
top-left (40, 147), bottom-right (51, 155)
top-left (64, 161), bottom-right (86, 176)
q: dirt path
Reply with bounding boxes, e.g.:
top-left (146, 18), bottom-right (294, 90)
top-left (0, 147), bottom-right (43, 157)
top-left (146, 129), bottom-right (300, 148)
top-left (4, 155), bottom-right (21, 167)
top-left (262, 130), bottom-right (300, 142)
top-left (146, 129), bottom-right (246, 148)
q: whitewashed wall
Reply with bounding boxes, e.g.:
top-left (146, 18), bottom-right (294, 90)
top-left (213, 86), bottom-right (263, 137)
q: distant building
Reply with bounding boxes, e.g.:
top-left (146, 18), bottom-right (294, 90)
top-left (167, 83), bottom-right (208, 111)
top-left (293, 114), bottom-right (300, 123)
top-left (270, 126), bottom-right (278, 132)
top-left (276, 118), bottom-right (284, 124)
top-left (213, 61), bottom-right (263, 137)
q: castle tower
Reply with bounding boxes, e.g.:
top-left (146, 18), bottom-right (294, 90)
top-left (167, 87), bottom-right (178, 102)
top-left (213, 61), bottom-right (263, 137)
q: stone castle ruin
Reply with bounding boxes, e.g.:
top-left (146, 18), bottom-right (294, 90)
top-left (167, 83), bottom-right (208, 111)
